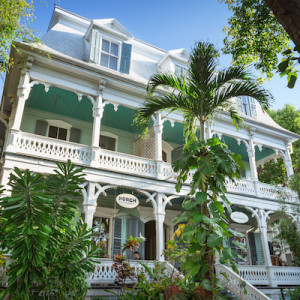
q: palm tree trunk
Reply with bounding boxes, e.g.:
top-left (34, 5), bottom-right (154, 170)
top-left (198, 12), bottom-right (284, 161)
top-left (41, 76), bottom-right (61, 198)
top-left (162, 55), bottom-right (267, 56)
top-left (200, 120), bottom-right (206, 142)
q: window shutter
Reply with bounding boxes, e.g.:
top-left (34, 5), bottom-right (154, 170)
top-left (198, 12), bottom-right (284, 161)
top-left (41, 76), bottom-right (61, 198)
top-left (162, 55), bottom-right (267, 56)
top-left (254, 233), bottom-right (265, 265)
top-left (113, 217), bottom-right (123, 256)
top-left (35, 120), bottom-right (48, 136)
top-left (69, 128), bottom-right (81, 143)
top-left (120, 42), bottom-right (132, 74)
top-left (248, 232), bottom-right (258, 265)
top-left (90, 29), bottom-right (101, 64)
top-left (249, 98), bottom-right (257, 117)
top-left (171, 146), bottom-right (183, 163)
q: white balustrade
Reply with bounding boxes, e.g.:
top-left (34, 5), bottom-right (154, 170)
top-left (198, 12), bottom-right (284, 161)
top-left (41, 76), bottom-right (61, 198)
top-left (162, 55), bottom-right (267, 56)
top-left (5, 131), bottom-right (297, 202)
top-left (216, 264), bottom-right (271, 300)
top-left (225, 178), bottom-right (256, 196)
top-left (7, 131), bottom-right (91, 165)
top-left (238, 265), bottom-right (300, 287)
top-left (238, 265), bottom-right (269, 285)
top-left (270, 266), bottom-right (300, 285)
top-left (87, 259), bottom-right (174, 287)
top-left (96, 149), bottom-right (157, 178)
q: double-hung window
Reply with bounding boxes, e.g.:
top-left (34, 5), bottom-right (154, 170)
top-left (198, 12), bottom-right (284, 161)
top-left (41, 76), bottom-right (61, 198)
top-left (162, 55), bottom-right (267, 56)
top-left (100, 39), bottom-right (119, 71)
top-left (48, 125), bottom-right (68, 141)
top-left (90, 30), bottom-right (132, 74)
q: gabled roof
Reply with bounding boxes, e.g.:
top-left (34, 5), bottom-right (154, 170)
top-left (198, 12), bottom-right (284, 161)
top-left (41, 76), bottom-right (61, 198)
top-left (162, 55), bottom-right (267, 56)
top-left (93, 18), bottom-right (133, 38)
top-left (157, 48), bottom-right (189, 69)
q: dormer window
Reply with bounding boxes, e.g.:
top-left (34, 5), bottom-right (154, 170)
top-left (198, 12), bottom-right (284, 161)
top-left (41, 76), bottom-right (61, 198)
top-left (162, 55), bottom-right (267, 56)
top-left (237, 96), bottom-right (257, 118)
top-left (100, 39), bottom-right (119, 71)
top-left (90, 29), bottom-right (132, 74)
top-left (175, 64), bottom-right (187, 77)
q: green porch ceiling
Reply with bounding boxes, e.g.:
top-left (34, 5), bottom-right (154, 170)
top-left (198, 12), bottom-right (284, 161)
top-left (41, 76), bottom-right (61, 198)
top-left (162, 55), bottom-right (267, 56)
top-left (25, 85), bottom-right (275, 161)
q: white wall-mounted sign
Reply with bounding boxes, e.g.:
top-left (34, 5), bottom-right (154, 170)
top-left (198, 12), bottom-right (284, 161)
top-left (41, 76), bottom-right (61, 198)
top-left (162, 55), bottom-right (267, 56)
top-left (116, 193), bottom-right (139, 209)
top-left (230, 212), bottom-right (249, 224)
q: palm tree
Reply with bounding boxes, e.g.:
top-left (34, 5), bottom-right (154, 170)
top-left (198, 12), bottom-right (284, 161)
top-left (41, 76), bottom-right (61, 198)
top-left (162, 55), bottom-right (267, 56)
top-left (138, 41), bottom-right (273, 141)
top-left (137, 42), bottom-right (273, 298)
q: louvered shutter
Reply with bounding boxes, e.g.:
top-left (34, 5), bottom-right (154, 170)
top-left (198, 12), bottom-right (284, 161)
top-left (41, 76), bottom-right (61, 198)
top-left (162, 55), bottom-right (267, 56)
top-left (120, 42), bottom-right (132, 74)
top-left (90, 29), bottom-right (101, 64)
top-left (254, 233), bottom-right (265, 265)
top-left (69, 128), bottom-right (81, 143)
top-left (35, 120), bottom-right (48, 136)
top-left (172, 146), bottom-right (183, 162)
top-left (248, 232), bottom-right (258, 265)
top-left (113, 217), bottom-right (123, 256)
top-left (249, 98), bottom-right (257, 117)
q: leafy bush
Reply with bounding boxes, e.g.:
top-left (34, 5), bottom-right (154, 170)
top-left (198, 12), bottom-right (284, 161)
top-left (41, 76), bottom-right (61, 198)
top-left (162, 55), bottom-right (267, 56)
top-left (0, 160), bottom-right (99, 298)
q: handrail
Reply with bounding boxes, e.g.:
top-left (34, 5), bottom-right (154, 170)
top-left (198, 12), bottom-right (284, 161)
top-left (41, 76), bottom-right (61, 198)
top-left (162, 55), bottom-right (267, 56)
top-left (215, 264), bottom-right (271, 300)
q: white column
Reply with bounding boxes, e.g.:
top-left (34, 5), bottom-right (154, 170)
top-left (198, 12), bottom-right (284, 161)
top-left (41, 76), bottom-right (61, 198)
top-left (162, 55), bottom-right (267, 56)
top-left (91, 96), bottom-right (104, 148)
top-left (257, 209), bottom-right (276, 287)
top-left (0, 167), bottom-right (12, 196)
top-left (154, 113), bottom-right (163, 161)
top-left (154, 193), bottom-right (165, 261)
top-left (91, 80), bottom-right (106, 148)
top-left (283, 140), bottom-right (294, 177)
top-left (11, 58), bottom-right (33, 131)
top-left (247, 130), bottom-right (258, 181)
top-left (83, 182), bottom-right (98, 228)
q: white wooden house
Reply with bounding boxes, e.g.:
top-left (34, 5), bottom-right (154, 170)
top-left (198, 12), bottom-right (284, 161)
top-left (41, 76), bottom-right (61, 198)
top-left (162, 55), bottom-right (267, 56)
top-left (0, 6), bottom-right (299, 299)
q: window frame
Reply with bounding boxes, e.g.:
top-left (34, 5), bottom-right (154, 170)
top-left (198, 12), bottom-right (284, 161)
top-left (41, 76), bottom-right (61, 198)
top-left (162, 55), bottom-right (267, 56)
top-left (98, 35), bottom-right (121, 72)
top-left (99, 131), bottom-right (118, 151)
top-left (46, 119), bottom-right (72, 141)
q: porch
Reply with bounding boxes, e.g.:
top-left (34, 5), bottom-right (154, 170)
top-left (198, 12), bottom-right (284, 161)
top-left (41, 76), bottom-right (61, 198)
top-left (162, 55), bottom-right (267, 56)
top-left (4, 130), bottom-right (297, 202)
top-left (86, 258), bottom-right (300, 288)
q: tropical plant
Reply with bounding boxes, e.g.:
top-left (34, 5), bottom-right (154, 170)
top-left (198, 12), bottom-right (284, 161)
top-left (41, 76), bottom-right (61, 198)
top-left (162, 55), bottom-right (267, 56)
top-left (0, 160), bottom-right (99, 299)
top-left (112, 235), bottom-right (146, 286)
top-left (0, 0), bottom-right (40, 74)
top-left (135, 41), bottom-right (272, 298)
top-left (137, 41), bottom-right (272, 141)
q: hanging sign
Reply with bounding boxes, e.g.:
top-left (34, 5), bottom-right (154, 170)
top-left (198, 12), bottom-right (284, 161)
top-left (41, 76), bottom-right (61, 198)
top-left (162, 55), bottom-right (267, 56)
top-left (230, 212), bottom-right (249, 224)
top-left (116, 193), bottom-right (139, 208)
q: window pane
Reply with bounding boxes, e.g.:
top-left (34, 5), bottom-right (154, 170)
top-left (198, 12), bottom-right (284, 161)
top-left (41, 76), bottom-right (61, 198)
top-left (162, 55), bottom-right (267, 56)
top-left (102, 39), bottom-right (110, 53)
top-left (109, 57), bottom-right (118, 70)
top-left (111, 43), bottom-right (119, 56)
top-left (48, 126), bottom-right (58, 138)
top-left (100, 54), bottom-right (109, 67)
top-left (107, 137), bottom-right (116, 151)
top-left (58, 128), bottom-right (67, 140)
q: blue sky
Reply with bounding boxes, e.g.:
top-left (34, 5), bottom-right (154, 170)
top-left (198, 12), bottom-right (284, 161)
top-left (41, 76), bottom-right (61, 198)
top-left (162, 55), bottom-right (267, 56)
top-left (3, 0), bottom-right (300, 110)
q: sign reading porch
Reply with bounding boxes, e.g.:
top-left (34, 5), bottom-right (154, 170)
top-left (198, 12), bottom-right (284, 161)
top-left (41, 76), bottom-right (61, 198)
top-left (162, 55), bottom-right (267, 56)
top-left (116, 193), bottom-right (139, 208)
top-left (230, 211), bottom-right (249, 224)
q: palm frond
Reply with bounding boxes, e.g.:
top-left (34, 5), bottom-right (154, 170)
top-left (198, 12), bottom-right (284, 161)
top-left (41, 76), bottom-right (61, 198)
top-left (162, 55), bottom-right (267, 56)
top-left (147, 73), bottom-right (188, 94)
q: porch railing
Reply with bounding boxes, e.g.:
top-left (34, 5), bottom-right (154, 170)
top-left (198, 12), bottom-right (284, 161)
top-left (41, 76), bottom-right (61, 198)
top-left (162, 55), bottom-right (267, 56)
top-left (6, 131), bottom-right (297, 201)
top-left (238, 265), bottom-right (300, 287)
top-left (215, 264), bottom-right (271, 300)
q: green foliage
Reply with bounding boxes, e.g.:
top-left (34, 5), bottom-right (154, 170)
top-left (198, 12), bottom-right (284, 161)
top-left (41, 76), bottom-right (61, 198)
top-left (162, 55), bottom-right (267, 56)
top-left (172, 138), bottom-right (244, 296)
top-left (114, 262), bottom-right (224, 299)
top-left (221, 0), bottom-right (292, 82)
top-left (270, 105), bottom-right (300, 174)
top-left (0, 0), bottom-right (40, 73)
top-left (277, 45), bottom-right (300, 88)
top-left (222, 0), bottom-right (292, 79)
top-left (258, 158), bottom-right (288, 186)
top-left (275, 218), bottom-right (300, 266)
top-left (136, 41), bottom-right (272, 141)
top-left (0, 160), bottom-right (99, 298)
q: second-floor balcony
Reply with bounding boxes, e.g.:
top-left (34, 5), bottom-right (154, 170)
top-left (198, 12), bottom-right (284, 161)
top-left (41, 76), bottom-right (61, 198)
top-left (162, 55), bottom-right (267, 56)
top-left (5, 130), bottom-right (297, 202)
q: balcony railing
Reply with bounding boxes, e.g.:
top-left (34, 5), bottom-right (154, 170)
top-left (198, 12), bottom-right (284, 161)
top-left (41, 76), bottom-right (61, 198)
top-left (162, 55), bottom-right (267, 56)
top-left (5, 131), bottom-right (297, 201)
